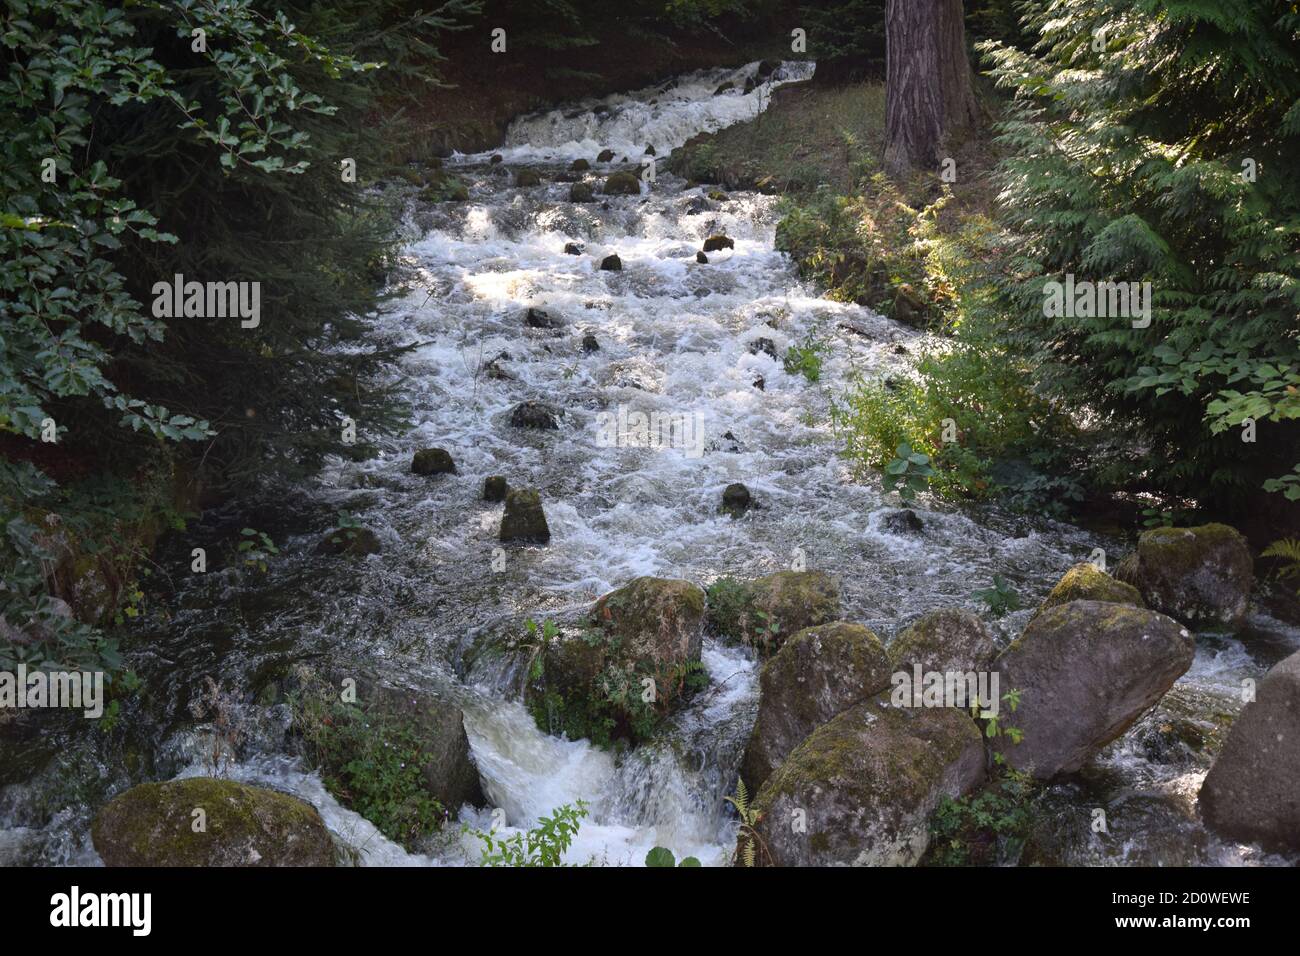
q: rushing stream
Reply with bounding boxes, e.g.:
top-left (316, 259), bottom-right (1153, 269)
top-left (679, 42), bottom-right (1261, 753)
top-left (2, 60), bottom-right (1296, 868)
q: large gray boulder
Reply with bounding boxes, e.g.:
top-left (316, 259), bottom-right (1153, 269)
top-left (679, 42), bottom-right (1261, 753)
top-left (993, 600), bottom-right (1195, 779)
top-left (747, 697), bottom-right (985, 866)
top-left (740, 622), bottom-right (891, 792)
top-left (93, 778), bottom-right (336, 867)
top-left (1199, 649), bottom-right (1300, 852)
top-left (1114, 524), bottom-right (1253, 630)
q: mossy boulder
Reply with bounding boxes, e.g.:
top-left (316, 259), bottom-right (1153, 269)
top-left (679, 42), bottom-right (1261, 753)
top-left (92, 778), bottom-right (335, 867)
top-left (747, 697), bottom-right (985, 866)
top-left (740, 570), bottom-right (841, 654)
top-left (570, 158), bottom-right (590, 171)
top-left (1199, 649), bottom-right (1300, 852)
top-left (741, 622), bottom-right (892, 793)
top-left (888, 608), bottom-right (997, 674)
top-left (515, 169), bottom-right (542, 187)
top-left (569, 182), bottom-right (595, 202)
top-left (412, 447), bottom-right (456, 475)
top-left (500, 489), bottom-right (550, 544)
top-left (527, 578), bottom-right (707, 746)
top-left (416, 172), bottom-right (468, 202)
top-left (596, 149), bottom-right (615, 162)
top-left (1114, 523), bottom-right (1253, 630)
top-left (1032, 562), bottom-right (1144, 620)
top-left (993, 600), bottom-right (1195, 779)
top-left (603, 171), bottom-right (641, 195)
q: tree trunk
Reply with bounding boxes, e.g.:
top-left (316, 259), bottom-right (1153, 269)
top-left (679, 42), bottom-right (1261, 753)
top-left (883, 0), bottom-right (981, 176)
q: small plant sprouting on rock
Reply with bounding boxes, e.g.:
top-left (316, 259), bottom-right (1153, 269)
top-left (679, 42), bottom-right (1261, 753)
top-left (235, 527), bottom-right (278, 573)
top-left (981, 687), bottom-right (1025, 759)
top-left (783, 338), bottom-right (826, 383)
top-left (470, 800), bottom-right (589, 867)
top-left (973, 574), bottom-right (1021, 618)
top-left (645, 846), bottom-right (701, 867)
top-left (883, 442), bottom-right (935, 503)
top-left (726, 777), bottom-right (770, 868)
top-left (327, 510), bottom-right (364, 547)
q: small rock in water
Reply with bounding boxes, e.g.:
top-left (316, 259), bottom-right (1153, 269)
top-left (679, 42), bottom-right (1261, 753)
top-left (509, 401), bottom-right (560, 430)
top-left (703, 235), bottom-right (735, 253)
top-left (722, 482), bottom-right (752, 517)
top-left (569, 182), bottom-right (594, 203)
top-left (315, 526), bottom-right (381, 557)
top-left (524, 307), bottom-right (562, 329)
top-left (750, 337), bottom-right (778, 359)
top-left (879, 508), bottom-right (924, 535)
top-left (596, 149), bottom-right (615, 163)
top-left (714, 82), bottom-right (734, 95)
top-left (515, 169), bottom-right (542, 188)
top-left (683, 195), bottom-right (712, 216)
top-left (603, 171), bottom-right (640, 195)
top-left (412, 447), bottom-right (456, 475)
top-left (599, 254), bottom-right (622, 271)
top-left (484, 353), bottom-right (514, 380)
top-left (707, 189), bottom-right (728, 202)
top-left (696, 251), bottom-right (709, 264)
top-left (563, 242), bottom-right (583, 255)
top-left (500, 488), bottom-right (550, 544)
top-left (570, 158), bottom-right (590, 171)
top-left (644, 144), bottom-right (656, 156)
top-left (483, 475), bottom-right (508, 502)
top-left (489, 154), bottom-right (503, 164)
top-left (581, 333), bottom-right (600, 353)
top-left (752, 375), bottom-right (765, 391)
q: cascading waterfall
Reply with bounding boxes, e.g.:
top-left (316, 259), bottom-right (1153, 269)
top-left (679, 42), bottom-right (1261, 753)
top-left (1, 59), bottom-right (1295, 868)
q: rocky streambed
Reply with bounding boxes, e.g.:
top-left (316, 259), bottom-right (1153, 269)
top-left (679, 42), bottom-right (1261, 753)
top-left (2, 60), bottom-right (1297, 868)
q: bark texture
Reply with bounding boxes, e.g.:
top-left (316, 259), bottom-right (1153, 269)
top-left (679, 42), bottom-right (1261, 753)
top-left (884, 0), bottom-right (982, 176)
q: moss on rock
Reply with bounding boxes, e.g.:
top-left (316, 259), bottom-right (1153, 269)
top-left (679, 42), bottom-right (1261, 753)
top-left (741, 621), bottom-right (892, 792)
top-left (748, 696), bottom-right (985, 866)
top-left (1032, 563), bottom-right (1144, 620)
top-left (92, 777), bottom-right (336, 867)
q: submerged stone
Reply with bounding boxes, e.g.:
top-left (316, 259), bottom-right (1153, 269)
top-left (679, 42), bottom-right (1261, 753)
top-left (500, 488), bottom-right (550, 544)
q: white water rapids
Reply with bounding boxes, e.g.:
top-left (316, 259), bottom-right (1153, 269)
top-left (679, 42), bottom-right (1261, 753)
top-left (2, 59), bottom-right (1296, 868)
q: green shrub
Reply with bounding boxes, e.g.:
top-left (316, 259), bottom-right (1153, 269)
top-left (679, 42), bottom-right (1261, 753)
top-left (980, 0), bottom-right (1300, 512)
top-left (470, 800), bottom-right (589, 867)
top-left (292, 687), bottom-right (446, 849)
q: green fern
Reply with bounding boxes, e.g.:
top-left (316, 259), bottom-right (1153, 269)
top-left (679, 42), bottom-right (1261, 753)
top-left (1262, 538), bottom-right (1300, 594)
